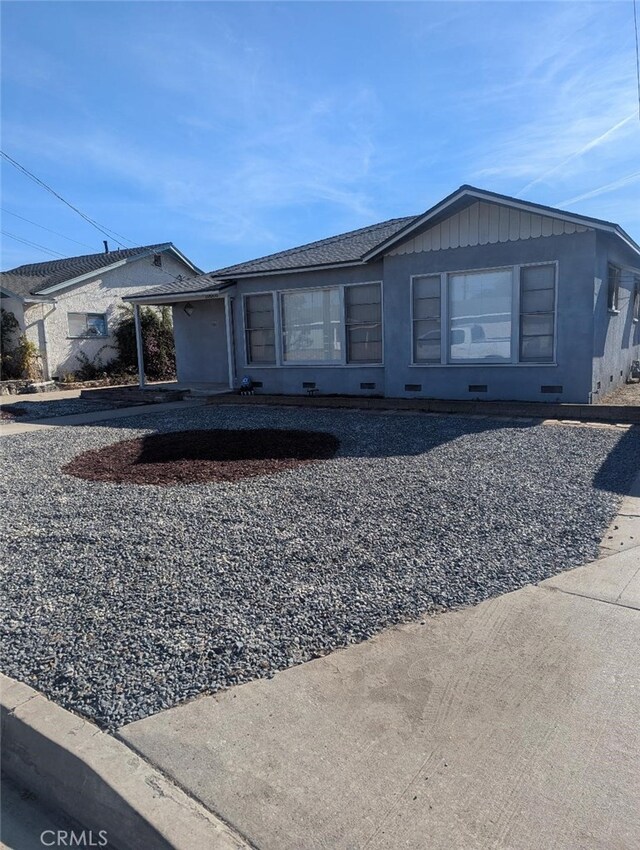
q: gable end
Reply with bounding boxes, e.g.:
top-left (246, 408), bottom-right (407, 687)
top-left (388, 202), bottom-right (591, 256)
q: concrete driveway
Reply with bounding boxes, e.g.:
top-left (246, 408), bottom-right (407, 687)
top-left (119, 478), bottom-right (640, 850)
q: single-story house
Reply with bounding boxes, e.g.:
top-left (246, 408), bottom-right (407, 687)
top-left (0, 243), bottom-right (201, 380)
top-left (127, 186), bottom-right (640, 404)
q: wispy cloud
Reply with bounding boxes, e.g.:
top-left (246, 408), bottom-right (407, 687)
top-left (556, 171), bottom-right (640, 207)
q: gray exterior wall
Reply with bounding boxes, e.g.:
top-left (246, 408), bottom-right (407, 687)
top-left (169, 221), bottom-right (638, 404)
top-left (383, 230), bottom-right (596, 403)
top-left (591, 233), bottom-right (640, 401)
top-left (229, 263), bottom-right (386, 396)
top-left (220, 230), bottom-right (598, 403)
top-left (172, 298), bottom-right (228, 384)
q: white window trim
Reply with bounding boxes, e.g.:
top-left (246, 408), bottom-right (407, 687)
top-left (607, 263), bottom-right (621, 314)
top-left (242, 281), bottom-right (384, 368)
top-left (409, 261), bottom-right (558, 367)
top-left (67, 312), bottom-right (109, 339)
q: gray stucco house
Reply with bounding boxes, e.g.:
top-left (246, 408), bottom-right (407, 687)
top-left (128, 186), bottom-right (640, 404)
top-left (1, 243), bottom-right (201, 380)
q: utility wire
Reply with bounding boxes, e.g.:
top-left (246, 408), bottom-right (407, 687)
top-left (1, 230), bottom-right (67, 259)
top-left (0, 153), bottom-right (200, 288)
top-left (1, 208), bottom-right (98, 251)
top-left (634, 0), bottom-right (640, 120)
top-left (0, 151), bottom-right (137, 248)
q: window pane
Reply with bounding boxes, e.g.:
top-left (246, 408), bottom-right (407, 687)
top-left (413, 319), bottom-right (440, 362)
top-left (86, 315), bottom-right (107, 336)
top-left (521, 288), bottom-right (555, 314)
top-left (521, 314), bottom-right (554, 337)
top-left (414, 275), bottom-right (440, 299)
top-left (413, 297), bottom-right (440, 320)
top-left (520, 335), bottom-right (554, 362)
top-left (345, 283), bottom-right (380, 305)
top-left (68, 313), bottom-right (85, 337)
top-left (68, 312), bottom-right (106, 337)
top-left (521, 265), bottom-right (555, 292)
top-left (449, 269), bottom-right (512, 362)
top-left (245, 294), bottom-right (274, 329)
top-left (345, 302), bottom-right (381, 324)
top-left (347, 338), bottom-right (382, 363)
top-left (282, 288), bottom-right (341, 362)
top-left (245, 295), bottom-right (275, 363)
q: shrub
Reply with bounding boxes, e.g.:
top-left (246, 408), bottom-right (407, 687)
top-left (112, 305), bottom-right (176, 380)
top-left (1, 311), bottom-right (41, 379)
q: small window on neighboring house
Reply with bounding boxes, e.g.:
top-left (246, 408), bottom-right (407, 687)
top-left (68, 312), bottom-right (108, 338)
top-left (633, 275), bottom-right (640, 322)
top-left (607, 264), bottom-right (621, 312)
top-left (244, 294), bottom-right (276, 364)
top-left (344, 282), bottom-right (382, 363)
top-left (153, 253), bottom-right (162, 267)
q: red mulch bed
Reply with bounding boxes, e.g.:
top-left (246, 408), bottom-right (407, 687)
top-left (62, 428), bottom-right (340, 486)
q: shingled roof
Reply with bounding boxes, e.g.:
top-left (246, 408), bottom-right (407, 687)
top-left (0, 243), bottom-right (178, 298)
top-left (128, 216), bottom-right (419, 301)
top-left (209, 215), bottom-right (418, 278)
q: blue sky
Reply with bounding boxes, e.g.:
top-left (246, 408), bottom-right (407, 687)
top-left (1, 1), bottom-right (639, 273)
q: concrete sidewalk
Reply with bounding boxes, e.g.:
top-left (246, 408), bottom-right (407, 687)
top-left (121, 517), bottom-right (640, 849)
top-left (0, 397), bottom-right (207, 436)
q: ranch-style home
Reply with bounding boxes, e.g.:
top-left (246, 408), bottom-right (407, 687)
top-left (0, 243), bottom-right (201, 381)
top-left (127, 186), bottom-right (640, 404)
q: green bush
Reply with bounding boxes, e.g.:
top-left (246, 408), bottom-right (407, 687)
top-left (1, 310), bottom-right (41, 379)
top-left (112, 305), bottom-right (176, 381)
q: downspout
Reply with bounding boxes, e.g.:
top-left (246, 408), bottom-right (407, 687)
top-left (224, 294), bottom-right (235, 390)
top-left (133, 303), bottom-right (146, 388)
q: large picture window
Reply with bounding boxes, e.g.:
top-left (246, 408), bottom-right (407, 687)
top-left (449, 269), bottom-right (512, 362)
top-left (281, 288), bottom-right (342, 363)
top-left (244, 294), bottom-right (276, 364)
top-left (345, 283), bottom-right (382, 363)
top-left (519, 265), bottom-right (555, 362)
top-left (68, 312), bottom-right (107, 338)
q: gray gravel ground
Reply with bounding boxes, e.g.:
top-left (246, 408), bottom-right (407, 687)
top-left (1, 398), bottom-right (117, 420)
top-left (1, 405), bottom-right (638, 731)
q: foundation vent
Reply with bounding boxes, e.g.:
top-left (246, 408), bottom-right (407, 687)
top-left (468, 384), bottom-right (488, 393)
top-left (405, 384), bottom-right (422, 392)
top-left (360, 382), bottom-right (376, 390)
top-left (302, 382), bottom-right (316, 389)
top-left (541, 385), bottom-right (563, 394)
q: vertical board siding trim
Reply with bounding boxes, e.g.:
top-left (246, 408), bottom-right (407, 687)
top-left (388, 202), bottom-right (591, 255)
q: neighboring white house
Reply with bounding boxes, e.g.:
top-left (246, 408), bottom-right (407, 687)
top-left (0, 243), bottom-right (201, 380)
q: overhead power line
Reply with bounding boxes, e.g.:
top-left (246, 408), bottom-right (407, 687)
top-left (0, 150), bottom-right (137, 248)
top-left (634, 0), bottom-right (640, 120)
top-left (1, 230), bottom-right (66, 259)
top-left (1, 208), bottom-right (98, 251)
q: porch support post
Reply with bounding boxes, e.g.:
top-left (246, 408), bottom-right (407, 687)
top-left (133, 303), bottom-right (146, 388)
top-left (224, 294), bottom-right (235, 390)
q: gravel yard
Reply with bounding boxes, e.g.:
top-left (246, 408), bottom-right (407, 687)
top-left (1, 405), bottom-right (638, 730)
